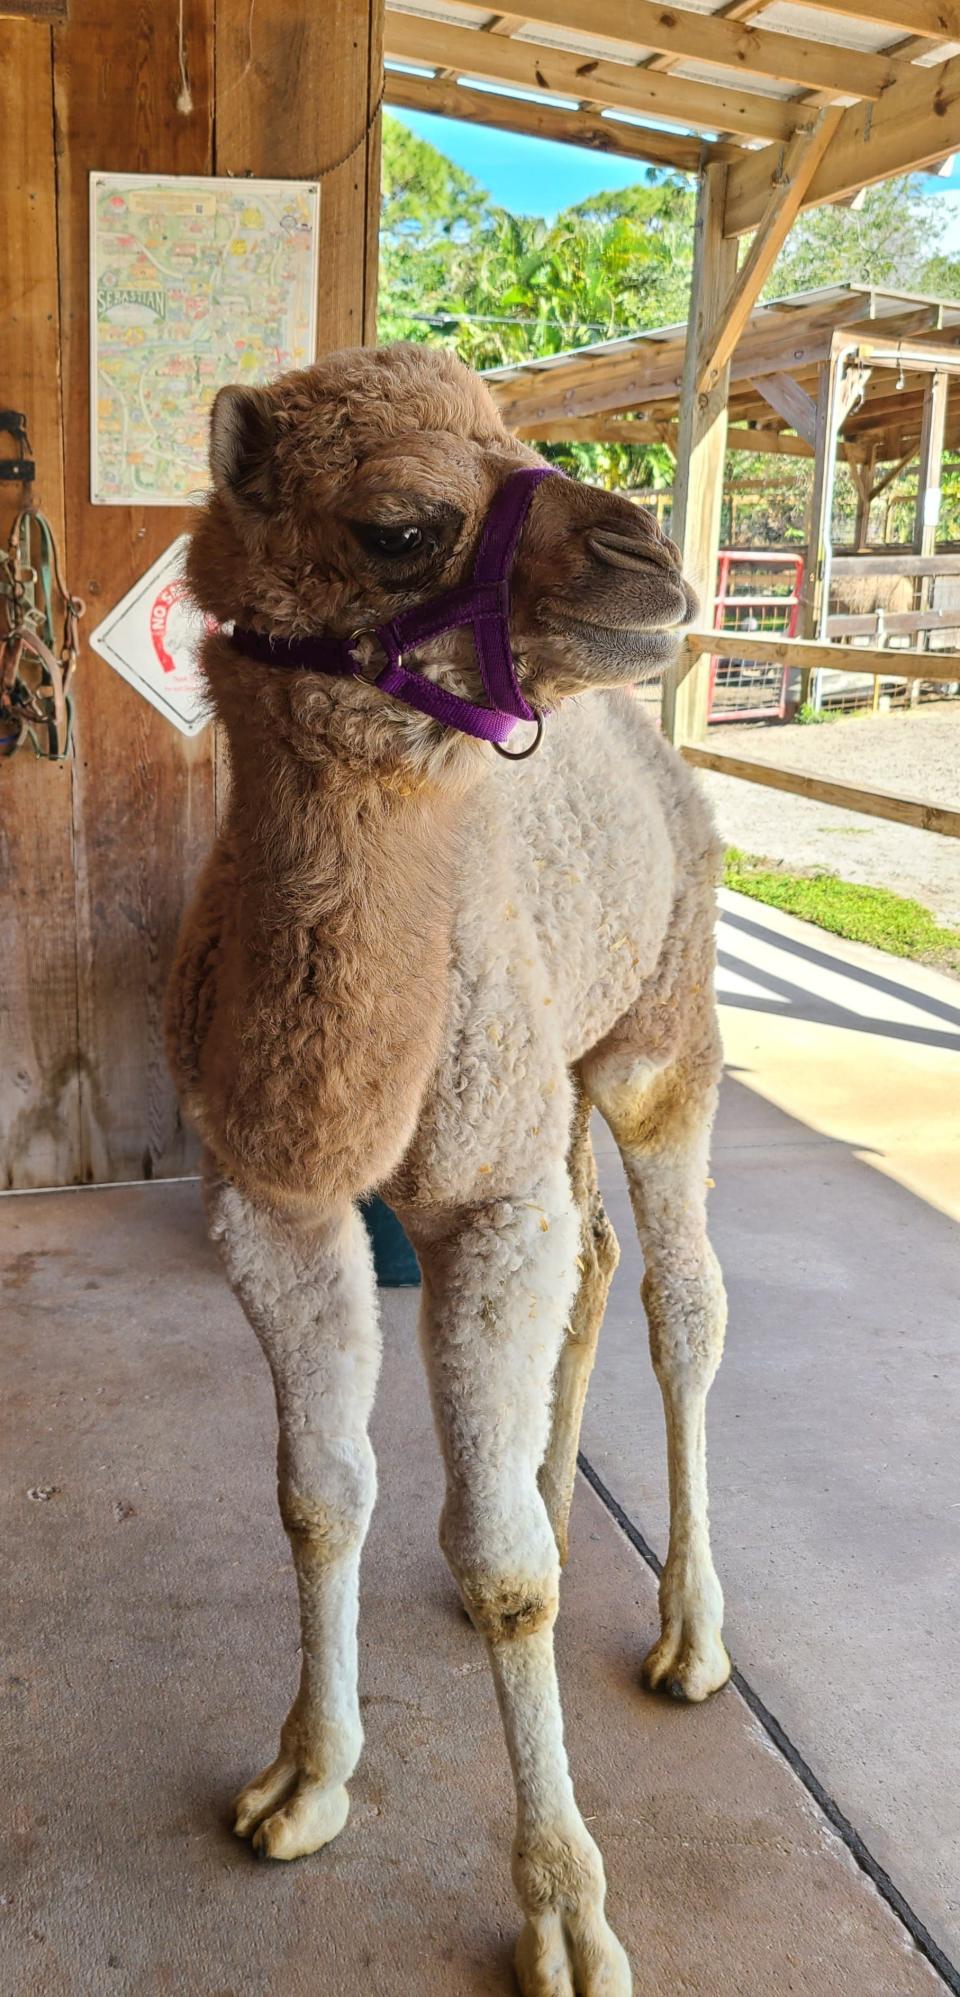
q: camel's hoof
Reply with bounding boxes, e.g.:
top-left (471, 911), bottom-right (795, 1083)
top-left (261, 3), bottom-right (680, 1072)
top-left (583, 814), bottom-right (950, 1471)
top-left (233, 1755), bottom-right (349, 1860)
top-left (641, 1626), bottom-right (731, 1704)
top-left (516, 1909), bottom-right (632, 1996)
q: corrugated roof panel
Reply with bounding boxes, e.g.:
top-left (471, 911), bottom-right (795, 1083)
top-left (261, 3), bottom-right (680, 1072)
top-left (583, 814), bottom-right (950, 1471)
top-left (751, 3), bottom-right (908, 54)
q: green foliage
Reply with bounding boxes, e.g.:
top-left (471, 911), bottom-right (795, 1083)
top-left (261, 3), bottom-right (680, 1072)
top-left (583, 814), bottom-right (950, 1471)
top-left (378, 117), bottom-right (694, 485)
top-left (764, 175), bottom-right (952, 298)
top-left (378, 119), bottom-right (960, 495)
top-left (795, 702), bottom-right (844, 725)
top-left (723, 849), bottom-right (960, 970)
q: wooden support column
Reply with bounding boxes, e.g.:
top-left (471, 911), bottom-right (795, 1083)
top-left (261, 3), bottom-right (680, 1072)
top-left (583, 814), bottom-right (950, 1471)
top-left (852, 445), bottom-right (878, 551)
top-left (661, 163), bottom-right (737, 745)
top-left (910, 369), bottom-right (949, 699)
top-left (0, 20), bottom-right (81, 1188)
top-left (695, 108), bottom-right (843, 398)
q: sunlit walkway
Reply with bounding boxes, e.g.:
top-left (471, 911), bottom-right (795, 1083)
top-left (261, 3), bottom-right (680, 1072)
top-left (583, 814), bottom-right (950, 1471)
top-left (3, 895), bottom-right (958, 1993)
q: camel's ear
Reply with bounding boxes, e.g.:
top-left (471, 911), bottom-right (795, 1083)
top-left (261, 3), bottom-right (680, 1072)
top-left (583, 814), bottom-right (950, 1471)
top-left (209, 385), bottom-right (277, 512)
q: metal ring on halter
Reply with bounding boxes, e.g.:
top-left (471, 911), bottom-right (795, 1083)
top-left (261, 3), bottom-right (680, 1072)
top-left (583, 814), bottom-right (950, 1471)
top-left (492, 712), bottom-right (544, 761)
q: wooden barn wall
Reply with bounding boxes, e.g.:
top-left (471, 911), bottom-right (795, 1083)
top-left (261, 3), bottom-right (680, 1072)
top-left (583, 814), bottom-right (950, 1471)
top-left (0, 0), bottom-right (383, 1188)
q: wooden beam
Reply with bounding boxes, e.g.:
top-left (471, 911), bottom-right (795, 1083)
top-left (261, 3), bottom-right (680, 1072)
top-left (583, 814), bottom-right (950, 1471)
top-left (512, 416), bottom-right (817, 456)
top-left (515, 417), bottom-right (679, 448)
top-left (914, 369), bottom-right (950, 550)
top-left (0, 17), bottom-right (81, 1188)
top-left (698, 108), bottom-right (843, 393)
top-left (799, 1), bottom-right (960, 40)
top-left (832, 552), bottom-right (960, 576)
top-left (662, 163), bottom-right (738, 746)
top-left (725, 51), bottom-right (960, 236)
top-left (450, 0), bottom-right (907, 97)
top-left (681, 745), bottom-right (960, 839)
top-left (384, 13), bottom-right (804, 143)
top-left (751, 373), bottom-right (818, 445)
top-left (680, 629), bottom-right (960, 681)
top-left (384, 73), bottom-right (726, 174)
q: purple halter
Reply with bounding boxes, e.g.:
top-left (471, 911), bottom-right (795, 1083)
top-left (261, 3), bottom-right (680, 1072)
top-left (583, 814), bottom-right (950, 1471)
top-left (230, 464), bottom-right (559, 749)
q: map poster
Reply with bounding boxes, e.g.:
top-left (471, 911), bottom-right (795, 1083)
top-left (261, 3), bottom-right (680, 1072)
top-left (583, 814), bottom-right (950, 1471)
top-left (89, 172), bottom-right (320, 506)
top-left (88, 537), bottom-right (213, 737)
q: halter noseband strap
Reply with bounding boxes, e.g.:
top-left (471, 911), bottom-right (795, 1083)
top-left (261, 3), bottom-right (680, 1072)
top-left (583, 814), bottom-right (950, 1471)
top-left (229, 464), bottom-right (558, 748)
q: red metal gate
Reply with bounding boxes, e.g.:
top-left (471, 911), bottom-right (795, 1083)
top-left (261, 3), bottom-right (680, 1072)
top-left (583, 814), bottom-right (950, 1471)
top-left (708, 551), bottom-right (804, 723)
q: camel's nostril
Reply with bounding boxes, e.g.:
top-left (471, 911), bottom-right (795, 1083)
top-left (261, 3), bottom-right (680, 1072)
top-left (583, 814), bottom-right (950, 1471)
top-left (587, 527), bottom-right (681, 576)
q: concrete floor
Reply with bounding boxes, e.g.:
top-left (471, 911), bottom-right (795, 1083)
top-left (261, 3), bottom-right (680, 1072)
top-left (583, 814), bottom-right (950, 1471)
top-left (3, 894), bottom-right (959, 1996)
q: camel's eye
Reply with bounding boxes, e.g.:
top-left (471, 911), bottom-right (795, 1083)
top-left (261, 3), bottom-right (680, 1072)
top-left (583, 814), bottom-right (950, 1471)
top-left (353, 521), bottom-right (427, 560)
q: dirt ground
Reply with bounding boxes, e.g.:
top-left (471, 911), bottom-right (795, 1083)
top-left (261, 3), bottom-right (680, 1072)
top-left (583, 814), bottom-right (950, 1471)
top-left (696, 700), bottom-right (960, 927)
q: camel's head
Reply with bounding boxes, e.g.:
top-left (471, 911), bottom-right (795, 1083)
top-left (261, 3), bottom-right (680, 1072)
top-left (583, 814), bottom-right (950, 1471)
top-left (188, 343), bottom-right (696, 764)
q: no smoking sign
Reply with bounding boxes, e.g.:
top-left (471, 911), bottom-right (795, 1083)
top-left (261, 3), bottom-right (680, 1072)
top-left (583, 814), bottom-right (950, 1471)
top-left (90, 537), bottom-right (214, 736)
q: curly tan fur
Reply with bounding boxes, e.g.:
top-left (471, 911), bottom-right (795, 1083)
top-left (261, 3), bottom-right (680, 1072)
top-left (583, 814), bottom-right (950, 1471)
top-left (166, 344), bottom-right (731, 1995)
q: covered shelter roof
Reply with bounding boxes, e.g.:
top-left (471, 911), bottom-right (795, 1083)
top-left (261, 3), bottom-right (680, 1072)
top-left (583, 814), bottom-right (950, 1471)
top-left (385, 3), bottom-right (960, 216)
top-left (481, 285), bottom-right (960, 463)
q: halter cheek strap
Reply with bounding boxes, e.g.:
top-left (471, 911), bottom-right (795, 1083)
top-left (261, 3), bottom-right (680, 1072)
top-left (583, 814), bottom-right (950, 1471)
top-left (229, 464), bottom-right (559, 748)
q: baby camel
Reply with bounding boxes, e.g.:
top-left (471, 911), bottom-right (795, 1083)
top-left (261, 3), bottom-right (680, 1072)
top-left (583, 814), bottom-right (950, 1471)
top-left (166, 343), bottom-right (730, 1996)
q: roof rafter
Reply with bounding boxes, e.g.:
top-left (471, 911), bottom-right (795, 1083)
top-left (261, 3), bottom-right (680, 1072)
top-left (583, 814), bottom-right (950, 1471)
top-left (449, 0), bottom-right (909, 96)
top-left (724, 49), bottom-right (960, 234)
top-left (384, 12), bottom-right (810, 143)
top-left (383, 71), bottom-right (731, 173)
top-left (793, 0), bottom-right (960, 39)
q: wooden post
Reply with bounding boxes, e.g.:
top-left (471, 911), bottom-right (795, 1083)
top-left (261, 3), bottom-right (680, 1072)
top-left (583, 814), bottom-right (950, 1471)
top-left (910, 368), bottom-right (948, 701)
top-left (852, 443), bottom-right (878, 550)
top-left (0, 20), bottom-right (82, 1188)
top-left (661, 163), bottom-right (737, 745)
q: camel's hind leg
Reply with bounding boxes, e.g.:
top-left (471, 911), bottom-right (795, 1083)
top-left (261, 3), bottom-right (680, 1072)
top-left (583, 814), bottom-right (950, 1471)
top-left (582, 1021), bottom-right (730, 1704)
top-left (538, 1079), bottom-right (619, 1566)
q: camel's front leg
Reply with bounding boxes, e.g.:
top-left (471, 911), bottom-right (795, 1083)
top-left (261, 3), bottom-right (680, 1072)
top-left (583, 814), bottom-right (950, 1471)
top-left (206, 1176), bottom-right (380, 1859)
top-left (406, 1172), bottom-right (632, 1997)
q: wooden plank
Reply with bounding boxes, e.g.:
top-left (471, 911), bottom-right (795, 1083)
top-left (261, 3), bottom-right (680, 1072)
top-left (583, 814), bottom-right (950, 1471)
top-left (662, 163), bottom-right (737, 746)
top-left (750, 373), bottom-right (818, 445)
top-left (681, 745), bottom-right (960, 839)
top-left (449, 0), bottom-right (906, 96)
top-left (832, 553), bottom-right (960, 577)
top-left (680, 629), bottom-right (960, 681)
top-left (799, 1), bottom-right (960, 39)
top-left (0, 18), bottom-right (82, 1189)
top-left (513, 414), bottom-right (817, 457)
top-left (914, 370), bottom-right (950, 552)
top-left (53, 0), bottom-right (218, 1183)
top-left (384, 72), bottom-right (724, 174)
top-left (2, 0), bottom-right (67, 15)
top-left (384, 13), bottom-right (801, 143)
top-left (910, 369), bottom-right (950, 698)
top-left (489, 323), bottom-right (842, 428)
top-left (826, 609), bottom-right (960, 637)
top-left (725, 51), bottom-right (960, 236)
top-left (698, 108), bottom-right (843, 394)
top-left (219, 0), bottom-right (383, 352)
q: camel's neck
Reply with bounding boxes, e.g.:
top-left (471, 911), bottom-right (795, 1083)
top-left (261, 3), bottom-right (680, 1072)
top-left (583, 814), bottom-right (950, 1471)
top-left (213, 712), bottom-right (461, 1204)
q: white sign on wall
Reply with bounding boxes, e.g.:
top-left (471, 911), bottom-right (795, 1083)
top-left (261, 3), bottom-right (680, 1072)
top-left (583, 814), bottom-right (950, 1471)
top-left (89, 538), bottom-right (212, 736)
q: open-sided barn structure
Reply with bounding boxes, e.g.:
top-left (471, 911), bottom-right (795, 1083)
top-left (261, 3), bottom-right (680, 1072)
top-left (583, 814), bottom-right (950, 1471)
top-left (3, 0), bottom-right (960, 1189)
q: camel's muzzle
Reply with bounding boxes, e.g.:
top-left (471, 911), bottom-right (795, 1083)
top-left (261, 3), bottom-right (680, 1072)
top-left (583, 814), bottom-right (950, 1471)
top-left (229, 466), bottom-right (560, 755)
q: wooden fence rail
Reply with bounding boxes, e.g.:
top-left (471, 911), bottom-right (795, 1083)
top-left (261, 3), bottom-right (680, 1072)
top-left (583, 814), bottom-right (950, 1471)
top-left (681, 746), bottom-right (960, 839)
top-left (680, 630), bottom-right (960, 684)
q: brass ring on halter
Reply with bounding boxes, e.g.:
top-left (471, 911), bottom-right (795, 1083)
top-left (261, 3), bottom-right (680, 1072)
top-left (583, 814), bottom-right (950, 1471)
top-left (492, 712), bottom-right (545, 761)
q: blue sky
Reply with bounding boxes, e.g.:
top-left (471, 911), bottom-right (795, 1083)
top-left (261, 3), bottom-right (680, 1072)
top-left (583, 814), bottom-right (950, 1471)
top-left (389, 107), bottom-right (960, 246)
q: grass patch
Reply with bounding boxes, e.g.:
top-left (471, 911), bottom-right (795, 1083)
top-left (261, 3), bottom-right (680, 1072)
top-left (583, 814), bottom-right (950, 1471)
top-left (723, 847), bottom-right (960, 972)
